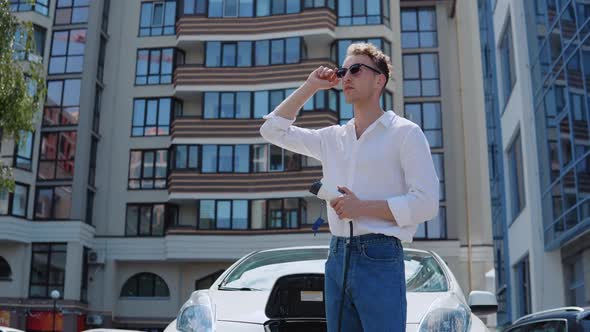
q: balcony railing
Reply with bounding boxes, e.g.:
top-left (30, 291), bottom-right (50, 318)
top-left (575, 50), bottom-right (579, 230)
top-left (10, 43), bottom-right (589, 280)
top-left (176, 8), bottom-right (336, 38)
top-left (174, 58), bottom-right (335, 87)
top-left (168, 167), bottom-right (322, 193)
top-left (171, 109), bottom-right (338, 139)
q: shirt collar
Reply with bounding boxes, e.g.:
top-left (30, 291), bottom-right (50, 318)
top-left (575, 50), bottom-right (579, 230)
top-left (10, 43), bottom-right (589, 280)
top-left (345, 110), bottom-right (396, 129)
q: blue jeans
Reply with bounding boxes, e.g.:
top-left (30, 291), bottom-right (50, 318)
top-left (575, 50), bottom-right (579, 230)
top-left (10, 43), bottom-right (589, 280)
top-left (324, 233), bottom-right (407, 332)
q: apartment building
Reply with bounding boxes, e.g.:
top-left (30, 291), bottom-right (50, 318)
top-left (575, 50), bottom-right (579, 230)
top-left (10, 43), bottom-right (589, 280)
top-left (478, 0), bottom-right (590, 327)
top-left (0, 0), bottom-right (493, 330)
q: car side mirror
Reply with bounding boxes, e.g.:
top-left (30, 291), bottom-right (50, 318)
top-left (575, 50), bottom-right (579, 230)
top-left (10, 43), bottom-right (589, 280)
top-left (468, 290), bottom-right (498, 316)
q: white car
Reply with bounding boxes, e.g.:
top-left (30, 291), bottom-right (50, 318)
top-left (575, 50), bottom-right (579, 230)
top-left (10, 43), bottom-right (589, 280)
top-left (164, 246), bottom-right (497, 332)
top-left (0, 327), bottom-right (26, 332)
top-left (83, 329), bottom-right (146, 332)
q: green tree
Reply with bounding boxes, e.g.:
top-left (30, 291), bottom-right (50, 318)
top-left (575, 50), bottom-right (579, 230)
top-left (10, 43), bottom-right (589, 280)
top-left (0, 0), bottom-right (46, 191)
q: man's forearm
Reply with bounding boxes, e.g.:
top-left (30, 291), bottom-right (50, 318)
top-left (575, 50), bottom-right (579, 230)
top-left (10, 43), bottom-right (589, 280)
top-left (272, 82), bottom-right (317, 120)
top-left (359, 200), bottom-right (398, 226)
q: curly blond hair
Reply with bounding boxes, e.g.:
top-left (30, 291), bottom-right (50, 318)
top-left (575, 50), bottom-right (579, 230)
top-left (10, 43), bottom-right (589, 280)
top-left (346, 42), bottom-right (392, 92)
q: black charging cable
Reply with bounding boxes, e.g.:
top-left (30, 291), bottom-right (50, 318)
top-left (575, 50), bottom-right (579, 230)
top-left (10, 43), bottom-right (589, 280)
top-left (336, 219), bottom-right (353, 332)
top-left (308, 182), bottom-right (353, 332)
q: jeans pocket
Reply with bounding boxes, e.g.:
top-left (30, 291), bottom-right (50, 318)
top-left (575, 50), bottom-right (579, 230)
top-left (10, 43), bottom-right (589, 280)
top-left (361, 240), bottom-right (400, 262)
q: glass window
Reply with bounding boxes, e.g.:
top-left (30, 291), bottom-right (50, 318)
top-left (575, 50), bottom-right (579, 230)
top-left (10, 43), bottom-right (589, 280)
top-left (220, 92), bottom-right (235, 118)
top-left (206, 42), bottom-right (221, 67)
top-left (224, 0), bottom-right (238, 16)
top-left (285, 38), bottom-right (300, 64)
top-left (255, 40), bottom-right (270, 66)
top-left (432, 153), bottom-right (445, 201)
top-left (0, 191), bottom-right (9, 215)
top-left (271, 39), bottom-right (285, 65)
top-left (217, 200), bottom-right (231, 228)
top-left (218, 145), bottom-right (234, 172)
top-left (204, 38), bottom-right (303, 67)
top-left (284, 198), bottom-right (299, 228)
top-left (404, 103), bottom-right (442, 148)
top-left (14, 131), bottom-right (34, 171)
top-left (268, 199), bottom-right (283, 228)
top-left (240, 0), bottom-right (254, 16)
top-left (500, 19), bottom-right (516, 107)
top-left (209, 0), bottom-right (223, 16)
top-left (286, 0), bottom-right (300, 13)
top-left (10, 0), bottom-right (50, 15)
top-left (172, 145), bottom-right (199, 170)
top-left (416, 207), bottom-right (446, 239)
top-left (29, 244), bottom-right (66, 299)
top-left (0, 183), bottom-right (29, 218)
top-left (337, 0), bottom-right (385, 25)
top-left (254, 91), bottom-right (269, 118)
top-left (128, 150), bottom-right (168, 189)
top-left (135, 48), bottom-right (178, 85)
top-left (256, 0), bottom-right (270, 16)
top-left (49, 29), bottom-right (86, 74)
top-left (34, 186), bottom-right (72, 220)
top-left (204, 92), bottom-right (220, 118)
top-left (252, 144), bottom-right (268, 172)
top-left (202, 145), bottom-right (218, 173)
top-left (514, 256), bottom-right (532, 317)
top-left (38, 131), bottom-right (77, 180)
top-left (269, 145), bottom-right (284, 171)
top-left (250, 199), bottom-right (266, 229)
top-left (199, 200), bottom-right (215, 229)
top-left (237, 41), bottom-right (252, 67)
top-left (234, 145), bottom-right (250, 173)
top-left (222, 43), bottom-right (237, 66)
top-left (120, 273), bottom-right (170, 297)
top-left (13, 25), bottom-right (46, 61)
top-left (508, 131), bottom-right (525, 220)
top-left (55, 0), bottom-right (90, 25)
top-left (44, 79), bottom-right (81, 126)
top-left (270, 90), bottom-right (284, 111)
top-left (125, 204), bottom-right (171, 236)
top-left (184, 0), bottom-right (206, 14)
top-left (88, 136), bottom-right (97, 186)
top-left (236, 92), bottom-right (251, 118)
top-left (139, 1), bottom-right (176, 36)
top-left (200, 200), bottom-right (248, 229)
top-left (566, 255), bottom-right (586, 307)
top-left (272, 0), bottom-right (285, 14)
top-left (403, 53), bottom-right (440, 97)
top-left (401, 7), bottom-right (437, 49)
top-left (12, 184), bottom-right (28, 217)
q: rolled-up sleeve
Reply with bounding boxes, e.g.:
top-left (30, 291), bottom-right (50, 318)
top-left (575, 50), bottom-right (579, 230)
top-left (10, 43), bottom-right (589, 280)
top-left (387, 125), bottom-right (440, 227)
top-left (259, 110), bottom-right (329, 161)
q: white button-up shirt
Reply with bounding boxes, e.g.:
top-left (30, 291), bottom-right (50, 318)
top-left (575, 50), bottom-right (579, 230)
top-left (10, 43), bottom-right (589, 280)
top-left (260, 110), bottom-right (439, 242)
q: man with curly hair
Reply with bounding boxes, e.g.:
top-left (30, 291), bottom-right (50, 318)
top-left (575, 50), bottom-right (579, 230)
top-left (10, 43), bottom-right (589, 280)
top-left (260, 42), bottom-right (439, 332)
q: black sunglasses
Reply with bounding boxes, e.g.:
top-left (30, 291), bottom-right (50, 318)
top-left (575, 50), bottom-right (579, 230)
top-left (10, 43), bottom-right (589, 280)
top-left (336, 63), bottom-right (384, 78)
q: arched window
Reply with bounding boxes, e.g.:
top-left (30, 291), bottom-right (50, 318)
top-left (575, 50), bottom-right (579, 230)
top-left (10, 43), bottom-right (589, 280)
top-left (0, 257), bottom-right (12, 280)
top-left (120, 272), bottom-right (169, 297)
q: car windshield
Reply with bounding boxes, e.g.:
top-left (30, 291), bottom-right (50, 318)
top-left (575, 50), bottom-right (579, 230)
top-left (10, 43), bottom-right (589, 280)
top-left (219, 248), bottom-right (448, 292)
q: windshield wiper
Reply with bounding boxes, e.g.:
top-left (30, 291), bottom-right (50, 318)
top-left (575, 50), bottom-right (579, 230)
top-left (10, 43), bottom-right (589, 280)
top-left (218, 286), bottom-right (261, 291)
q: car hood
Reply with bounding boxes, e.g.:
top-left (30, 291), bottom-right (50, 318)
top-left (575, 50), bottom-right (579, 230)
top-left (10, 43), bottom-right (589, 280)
top-left (210, 288), bottom-right (450, 324)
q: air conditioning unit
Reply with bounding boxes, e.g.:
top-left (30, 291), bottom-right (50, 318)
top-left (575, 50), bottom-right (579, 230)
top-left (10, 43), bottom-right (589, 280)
top-left (87, 250), bottom-right (105, 265)
top-left (86, 314), bottom-right (103, 326)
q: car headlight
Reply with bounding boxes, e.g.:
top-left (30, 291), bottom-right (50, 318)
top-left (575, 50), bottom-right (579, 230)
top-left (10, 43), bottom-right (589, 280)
top-left (176, 290), bottom-right (215, 332)
top-left (418, 295), bottom-right (471, 332)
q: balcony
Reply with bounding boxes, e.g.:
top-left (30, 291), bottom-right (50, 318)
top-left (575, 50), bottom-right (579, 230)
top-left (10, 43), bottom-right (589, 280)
top-left (176, 8), bottom-right (336, 43)
top-left (174, 59), bottom-right (336, 93)
top-left (168, 168), bottom-right (323, 194)
top-left (171, 109), bottom-right (338, 139)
